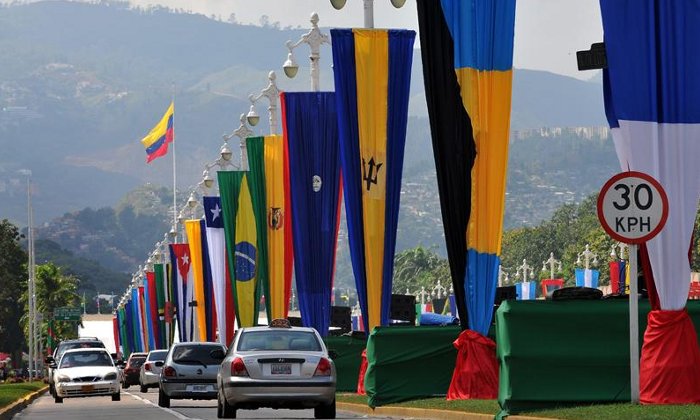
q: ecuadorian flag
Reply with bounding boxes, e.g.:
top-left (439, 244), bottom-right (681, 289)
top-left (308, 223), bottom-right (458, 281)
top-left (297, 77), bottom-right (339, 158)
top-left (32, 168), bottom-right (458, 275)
top-left (417, 0), bottom-right (515, 336)
top-left (331, 28), bottom-right (415, 332)
top-left (141, 101), bottom-right (174, 163)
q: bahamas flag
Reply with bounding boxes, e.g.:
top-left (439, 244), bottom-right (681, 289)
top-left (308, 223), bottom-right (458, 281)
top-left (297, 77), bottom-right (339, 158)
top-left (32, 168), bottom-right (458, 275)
top-left (185, 220), bottom-right (208, 342)
top-left (331, 28), bottom-right (415, 332)
top-left (601, 0), bottom-right (700, 403)
top-left (417, 0), bottom-right (516, 337)
top-left (281, 92), bottom-right (342, 336)
top-left (219, 171), bottom-right (264, 328)
top-left (141, 101), bottom-right (174, 163)
top-left (262, 135), bottom-right (293, 320)
top-left (574, 268), bottom-right (599, 289)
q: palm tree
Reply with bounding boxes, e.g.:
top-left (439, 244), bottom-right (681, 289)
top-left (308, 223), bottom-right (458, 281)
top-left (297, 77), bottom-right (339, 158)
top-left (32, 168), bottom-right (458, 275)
top-left (21, 263), bottom-right (80, 349)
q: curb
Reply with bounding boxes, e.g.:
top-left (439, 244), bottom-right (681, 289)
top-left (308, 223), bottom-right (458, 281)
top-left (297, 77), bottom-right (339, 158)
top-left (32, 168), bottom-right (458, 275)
top-left (337, 402), bottom-right (556, 420)
top-left (0, 386), bottom-right (49, 420)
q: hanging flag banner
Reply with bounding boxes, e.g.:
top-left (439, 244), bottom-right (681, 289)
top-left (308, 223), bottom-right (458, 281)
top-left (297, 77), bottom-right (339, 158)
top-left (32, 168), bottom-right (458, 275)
top-left (417, 0), bottom-right (516, 400)
top-left (138, 285), bottom-right (148, 352)
top-left (204, 196), bottom-right (235, 346)
top-left (219, 171), bottom-right (262, 328)
top-left (146, 271), bottom-right (159, 349)
top-left (600, 0), bottom-right (700, 403)
top-left (575, 268), bottom-right (600, 289)
top-left (515, 281), bottom-right (537, 301)
top-left (170, 243), bottom-right (192, 342)
top-left (262, 134), bottom-right (294, 320)
top-left (282, 91), bottom-right (342, 336)
top-left (154, 263), bottom-right (167, 348)
top-left (185, 220), bottom-right (207, 342)
top-left (331, 28), bottom-right (415, 332)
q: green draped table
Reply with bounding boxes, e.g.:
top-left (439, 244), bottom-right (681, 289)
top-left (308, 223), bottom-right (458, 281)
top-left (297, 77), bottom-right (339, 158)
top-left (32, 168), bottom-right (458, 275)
top-left (324, 334), bottom-right (367, 392)
top-left (496, 299), bottom-right (700, 418)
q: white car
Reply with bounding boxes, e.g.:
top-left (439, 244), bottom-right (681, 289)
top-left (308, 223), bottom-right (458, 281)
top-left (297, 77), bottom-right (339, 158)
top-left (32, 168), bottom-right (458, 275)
top-left (53, 348), bottom-right (121, 403)
top-left (139, 349), bottom-right (168, 392)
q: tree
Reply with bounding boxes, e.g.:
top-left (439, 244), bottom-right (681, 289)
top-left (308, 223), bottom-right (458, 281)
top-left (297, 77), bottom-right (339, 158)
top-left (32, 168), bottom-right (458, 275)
top-left (21, 263), bottom-right (80, 349)
top-left (392, 246), bottom-right (450, 296)
top-left (0, 220), bottom-right (27, 367)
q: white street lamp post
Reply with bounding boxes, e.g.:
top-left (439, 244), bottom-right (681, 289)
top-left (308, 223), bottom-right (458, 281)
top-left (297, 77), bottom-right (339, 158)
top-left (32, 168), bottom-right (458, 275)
top-left (330, 0), bottom-right (407, 29)
top-left (542, 252), bottom-right (563, 280)
top-left (498, 265), bottom-right (510, 287)
top-left (224, 113), bottom-right (253, 171)
top-left (432, 279), bottom-right (447, 299)
top-left (515, 259), bottom-right (534, 282)
top-left (283, 12), bottom-right (330, 92)
top-left (247, 71), bottom-right (281, 135)
top-left (576, 244), bottom-right (599, 270)
top-left (610, 242), bottom-right (628, 260)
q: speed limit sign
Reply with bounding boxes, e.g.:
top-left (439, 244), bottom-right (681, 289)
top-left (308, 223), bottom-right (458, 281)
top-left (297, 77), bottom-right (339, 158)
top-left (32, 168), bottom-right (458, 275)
top-left (597, 171), bottom-right (668, 244)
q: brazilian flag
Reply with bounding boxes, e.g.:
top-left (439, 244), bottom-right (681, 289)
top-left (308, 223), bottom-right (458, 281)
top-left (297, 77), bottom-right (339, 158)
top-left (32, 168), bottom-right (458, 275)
top-left (219, 164), bottom-right (269, 328)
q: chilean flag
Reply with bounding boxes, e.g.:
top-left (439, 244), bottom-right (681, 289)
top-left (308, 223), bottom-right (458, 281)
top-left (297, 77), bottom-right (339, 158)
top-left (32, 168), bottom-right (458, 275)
top-left (601, 0), bottom-right (700, 403)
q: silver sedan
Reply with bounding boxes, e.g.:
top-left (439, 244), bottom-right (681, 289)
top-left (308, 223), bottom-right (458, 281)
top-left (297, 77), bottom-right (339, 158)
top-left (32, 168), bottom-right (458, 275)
top-left (216, 320), bottom-right (336, 419)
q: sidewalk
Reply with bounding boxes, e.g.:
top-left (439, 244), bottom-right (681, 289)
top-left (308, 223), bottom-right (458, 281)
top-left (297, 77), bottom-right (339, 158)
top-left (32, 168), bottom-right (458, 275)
top-left (337, 401), bottom-right (556, 420)
top-left (0, 386), bottom-right (48, 420)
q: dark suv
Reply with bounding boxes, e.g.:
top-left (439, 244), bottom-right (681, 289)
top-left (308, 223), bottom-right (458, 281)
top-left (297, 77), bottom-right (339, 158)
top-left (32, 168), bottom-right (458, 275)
top-left (46, 337), bottom-right (105, 396)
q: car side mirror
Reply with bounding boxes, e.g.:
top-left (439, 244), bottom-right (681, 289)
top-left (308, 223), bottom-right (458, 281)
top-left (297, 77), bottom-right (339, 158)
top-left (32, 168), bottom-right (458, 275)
top-left (117, 361), bottom-right (126, 368)
top-left (45, 356), bottom-right (55, 364)
top-left (49, 363), bottom-right (57, 369)
top-left (210, 349), bottom-right (226, 361)
top-left (154, 361), bottom-right (164, 368)
top-left (328, 350), bottom-right (338, 360)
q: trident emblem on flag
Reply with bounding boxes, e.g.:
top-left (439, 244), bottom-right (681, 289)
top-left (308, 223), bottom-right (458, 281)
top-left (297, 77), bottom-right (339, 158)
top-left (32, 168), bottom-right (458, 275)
top-left (362, 157), bottom-right (383, 192)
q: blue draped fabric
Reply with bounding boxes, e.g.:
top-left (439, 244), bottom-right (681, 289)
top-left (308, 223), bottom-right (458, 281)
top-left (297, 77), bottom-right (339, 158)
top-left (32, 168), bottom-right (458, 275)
top-left (124, 301), bottom-right (134, 355)
top-left (282, 91), bottom-right (341, 337)
top-left (200, 219), bottom-right (216, 342)
top-left (144, 279), bottom-right (156, 350)
top-left (331, 28), bottom-right (415, 331)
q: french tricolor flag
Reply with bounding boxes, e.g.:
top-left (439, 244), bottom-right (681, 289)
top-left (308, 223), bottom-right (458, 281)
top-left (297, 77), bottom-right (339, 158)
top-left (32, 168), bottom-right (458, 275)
top-left (601, 0), bottom-right (700, 403)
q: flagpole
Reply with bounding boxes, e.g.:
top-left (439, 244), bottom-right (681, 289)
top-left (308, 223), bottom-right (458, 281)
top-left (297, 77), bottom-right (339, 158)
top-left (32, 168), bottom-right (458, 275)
top-left (171, 83), bottom-right (177, 242)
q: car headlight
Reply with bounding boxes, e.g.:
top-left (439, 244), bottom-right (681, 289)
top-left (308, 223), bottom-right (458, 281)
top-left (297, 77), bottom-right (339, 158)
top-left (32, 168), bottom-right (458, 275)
top-left (56, 374), bottom-right (71, 383)
top-left (103, 372), bottom-right (117, 380)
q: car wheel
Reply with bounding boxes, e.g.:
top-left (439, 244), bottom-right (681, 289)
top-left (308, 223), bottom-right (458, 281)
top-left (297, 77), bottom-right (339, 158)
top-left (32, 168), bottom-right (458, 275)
top-left (217, 389), bottom-right (236, 418)
top-left (112, 392), bottom-right (121, 402)
top-left (314, 399), bottom-right (336, 419)
top-left (158, 387), bottom-right (170, 408)
top-left (54, 395), bottom-right (63, 404)
top-left (140, 384), bottom-right (148, 393)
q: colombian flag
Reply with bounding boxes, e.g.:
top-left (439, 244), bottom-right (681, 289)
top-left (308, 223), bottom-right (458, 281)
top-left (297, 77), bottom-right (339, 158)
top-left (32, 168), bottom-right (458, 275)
top-left (331, 28), bottom-right (415, 332)
top-left (219, 171), bottom-right (264, 328)
top-left (263, 135), bottom-right (293, 320)
top-left (141, 101), bottom-right (174, 163)
top-left (417, 0), bottom-right (515, 400)
top-left (601, 0), bottom-right (700, 403)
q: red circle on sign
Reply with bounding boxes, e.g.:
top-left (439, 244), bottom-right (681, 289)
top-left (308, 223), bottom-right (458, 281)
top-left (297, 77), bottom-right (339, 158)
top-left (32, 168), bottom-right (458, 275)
top-left (597, 171), bottom-right (668, 244)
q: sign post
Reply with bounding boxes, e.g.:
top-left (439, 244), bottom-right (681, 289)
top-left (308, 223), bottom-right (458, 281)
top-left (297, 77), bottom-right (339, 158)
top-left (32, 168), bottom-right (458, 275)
top-left (53, 306), bottom-right (82, 322)
top-left (597, 171), bottom-right (668, 403)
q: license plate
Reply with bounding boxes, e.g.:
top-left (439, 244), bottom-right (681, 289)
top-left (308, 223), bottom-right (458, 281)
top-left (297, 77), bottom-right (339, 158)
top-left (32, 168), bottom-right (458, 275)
top-left (271, 363), bottom-right (291, 375)
top-left (81, 385), bottom-right (94, 392)
top-left (189, 384), bottom-right (209, 392)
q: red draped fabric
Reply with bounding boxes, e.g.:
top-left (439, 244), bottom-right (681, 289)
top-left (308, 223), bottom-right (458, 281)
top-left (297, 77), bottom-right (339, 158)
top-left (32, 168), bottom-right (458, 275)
top-left (447, 330), bottom-right (498, 399)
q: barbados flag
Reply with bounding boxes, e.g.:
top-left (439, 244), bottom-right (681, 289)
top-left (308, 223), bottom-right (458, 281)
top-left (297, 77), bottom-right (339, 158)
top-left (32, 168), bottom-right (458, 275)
top-left (262, 135), bottom-right (293, 320)
top-left (141, 101), bottom-right (174, 163)
top-left (219, 171), bottom-right (264, 328)
top-left (331, 28), bottom-right (415, 333)
top-left (601, 0), bottom-right (700, 403)
top-left (417, 0), bottom-right (515, 336)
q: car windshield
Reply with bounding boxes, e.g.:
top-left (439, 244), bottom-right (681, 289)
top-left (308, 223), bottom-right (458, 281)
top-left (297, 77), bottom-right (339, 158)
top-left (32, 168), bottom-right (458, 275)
top-left (128, 357), bottom-right (146, 368)
top-left (56, 341), bottom-right (104, 360)
top-left (237, 330), bottom-right (322, 352)
top-left (172, 345), bottom-right (223, 365)
top-left (148, 351), bottom-right (168, 361)
top-left (60, 351), bottom-right (113, 368)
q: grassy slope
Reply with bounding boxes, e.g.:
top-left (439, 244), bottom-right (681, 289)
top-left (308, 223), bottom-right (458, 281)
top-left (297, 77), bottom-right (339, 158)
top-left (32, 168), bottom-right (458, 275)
top-left (0, 381), bottom-right (46, 408)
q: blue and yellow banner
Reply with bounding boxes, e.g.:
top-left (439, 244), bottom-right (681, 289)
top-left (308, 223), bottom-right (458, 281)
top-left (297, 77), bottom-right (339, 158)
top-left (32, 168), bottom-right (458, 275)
top-left (331, 28), bottom-right (415, 332)
top-left (185, 219), bottom-right (208, 341)
top-left (417, 0), bottom-right (515, 336)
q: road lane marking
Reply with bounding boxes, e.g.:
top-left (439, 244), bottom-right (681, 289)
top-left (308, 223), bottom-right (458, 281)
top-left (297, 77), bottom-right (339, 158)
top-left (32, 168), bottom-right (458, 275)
top-left (124, 391), bottom-right (200, 420)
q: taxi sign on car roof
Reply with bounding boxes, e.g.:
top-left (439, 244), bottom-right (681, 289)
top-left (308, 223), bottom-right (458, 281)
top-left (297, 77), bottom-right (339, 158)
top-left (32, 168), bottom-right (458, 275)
top-left (269, 318), bottom-right (292, 328)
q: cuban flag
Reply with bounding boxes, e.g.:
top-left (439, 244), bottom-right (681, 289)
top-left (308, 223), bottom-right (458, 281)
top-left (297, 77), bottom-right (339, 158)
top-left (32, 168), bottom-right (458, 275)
top-left (515, 282), bottom-right (536, 301)
top-left (204, 196), bottom-right (235, 346)
top-left (170, 243), bottom-right (192, 342)
top-left (575, 269), bottom-right (600, 289)
top-left (601, 0), bottom-right (700, 403)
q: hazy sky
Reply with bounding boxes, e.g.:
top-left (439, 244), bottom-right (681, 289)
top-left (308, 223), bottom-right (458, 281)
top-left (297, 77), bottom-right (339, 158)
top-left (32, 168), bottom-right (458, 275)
top-left (6, 0), bottom-right (604, 80)
top-left (125, 0), bottom-right (603, 80)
